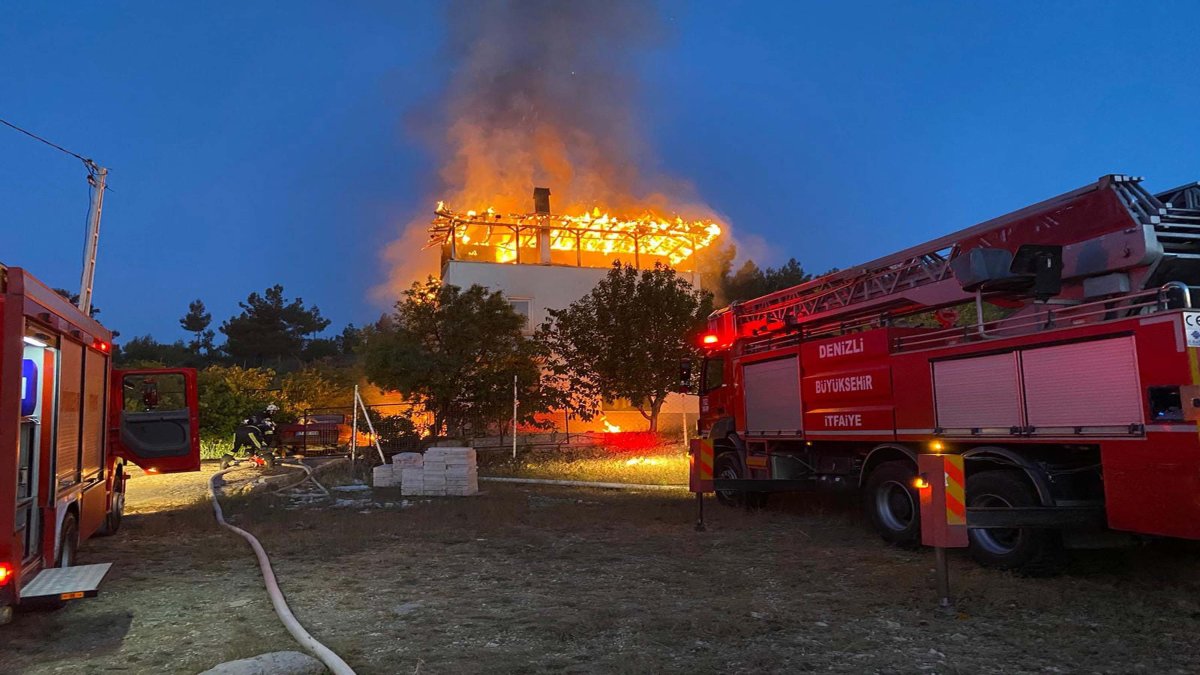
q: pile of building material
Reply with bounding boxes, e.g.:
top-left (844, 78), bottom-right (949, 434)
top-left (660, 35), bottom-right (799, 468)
top-left (372, 448), bottom-right (478, 497)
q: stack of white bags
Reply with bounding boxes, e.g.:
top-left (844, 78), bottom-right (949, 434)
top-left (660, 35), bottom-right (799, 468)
top-left (373, 447), bottom-right (478, 497)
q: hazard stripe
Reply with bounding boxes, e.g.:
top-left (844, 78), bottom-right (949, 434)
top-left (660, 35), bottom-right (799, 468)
top-left (944, 458), bottom-right (964, 487)
top-left (945, 453), bottom-right (966, 524)
top-left (945, 490), bottom-right (966, 524)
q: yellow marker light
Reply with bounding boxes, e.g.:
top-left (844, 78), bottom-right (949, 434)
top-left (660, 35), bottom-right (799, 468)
top-left (60, 592), bottom-right (84, 600)
top-left (930, 440), bottom-right (944, 453)
top-left (913, 476), bottom-right (930, 490)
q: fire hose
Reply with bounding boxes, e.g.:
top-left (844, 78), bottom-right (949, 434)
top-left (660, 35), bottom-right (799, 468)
top-left (208, 463), bottom-right (355, 675)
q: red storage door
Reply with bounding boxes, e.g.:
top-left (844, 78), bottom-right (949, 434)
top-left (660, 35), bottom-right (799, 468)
top-left (56, 338), bottom-right (84, 486)
top-left (1020, 336), bottom-right (1142, 432)
top-left (933, 352), bottom-right (1023, 433)
top-left (742, 356), bottom-right (803, 436)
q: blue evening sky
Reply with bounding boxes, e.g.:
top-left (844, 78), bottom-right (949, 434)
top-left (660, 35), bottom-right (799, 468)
top-left (2, 1), bottom-right (1197, 341)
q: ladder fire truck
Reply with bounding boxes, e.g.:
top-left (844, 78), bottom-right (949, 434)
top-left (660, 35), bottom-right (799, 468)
top-left (691, 174), bottom-right (1200, 573)
top-left (1, 266), bottom-right (201, 623)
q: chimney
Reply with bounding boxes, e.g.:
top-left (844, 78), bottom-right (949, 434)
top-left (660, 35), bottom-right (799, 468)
top-left (533, 187), bottom-right (551, 214)
top-left (534, 187), bottom-right (552, 264)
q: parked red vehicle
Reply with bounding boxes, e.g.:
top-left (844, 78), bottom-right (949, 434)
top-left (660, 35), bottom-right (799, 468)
top-left (277, 413), bottom-right (370, 454)
top-left (1, 265), bottom-right (200, 623)
top-left (692, 175), bottom-right (1200, 573)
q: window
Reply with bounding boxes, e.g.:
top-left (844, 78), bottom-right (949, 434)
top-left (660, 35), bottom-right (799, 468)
top-left (509, 299), bottom-right (532, 332)
top-left (123, 373), bottom-right (188, 412)
top-left (702, 357), bottom-right (726, 393)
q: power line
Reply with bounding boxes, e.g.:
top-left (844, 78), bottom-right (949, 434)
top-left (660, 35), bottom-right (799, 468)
top-left (0, 115), bottom-right (95, 168)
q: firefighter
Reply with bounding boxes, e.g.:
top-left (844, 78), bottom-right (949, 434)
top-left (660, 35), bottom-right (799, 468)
top-left (222, 404), bottom-right (280, 469)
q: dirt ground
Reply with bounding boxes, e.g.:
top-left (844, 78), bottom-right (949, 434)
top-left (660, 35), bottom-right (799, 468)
top-left (4, 462), bottom-right (1200, 674)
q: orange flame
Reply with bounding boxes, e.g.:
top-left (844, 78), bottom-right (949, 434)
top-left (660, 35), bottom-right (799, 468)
top-left (431, 203), bottom-right (722, 269)
top-left (600, 415), bottom-right (622, 433)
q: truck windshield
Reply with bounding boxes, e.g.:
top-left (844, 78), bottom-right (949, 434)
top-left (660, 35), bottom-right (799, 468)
top-left (701, 357), bottom-right (725, 393)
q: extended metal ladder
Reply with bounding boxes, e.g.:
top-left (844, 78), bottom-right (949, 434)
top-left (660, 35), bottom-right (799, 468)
top-left (732, 175), bottom-right (1197, 336)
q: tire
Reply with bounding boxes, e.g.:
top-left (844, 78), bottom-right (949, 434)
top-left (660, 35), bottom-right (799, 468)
top-left (97, 489), bottom-right (124, 536)
top-left (220, 453), bottom-right (235, 470)
top-left (966, 470), bottom-right (1066, 575)
top-left (57, 513), bottom-right (79, 568)
top-left (713, 451), bottom-right (768, 509)
top-left (863, 461), bottom-right (921, 548)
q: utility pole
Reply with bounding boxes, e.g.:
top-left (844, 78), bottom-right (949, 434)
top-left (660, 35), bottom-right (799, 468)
top-left (78, 162), bottom-right (107, 316)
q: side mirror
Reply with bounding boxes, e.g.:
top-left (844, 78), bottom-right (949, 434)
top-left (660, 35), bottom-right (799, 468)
top-left (679, 358), bottom-right (695, 394)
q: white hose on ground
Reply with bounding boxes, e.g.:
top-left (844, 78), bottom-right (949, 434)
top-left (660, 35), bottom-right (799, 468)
top-left (479, 476), bottom-right (688, 491)
top-left (208, 466), bottom-right (355, 675)
top-left (275, 460), bottom-right (331, 498)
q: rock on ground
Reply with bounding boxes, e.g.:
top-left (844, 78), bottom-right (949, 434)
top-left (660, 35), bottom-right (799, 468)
top-left (198, 650), bottom-right (326, 675)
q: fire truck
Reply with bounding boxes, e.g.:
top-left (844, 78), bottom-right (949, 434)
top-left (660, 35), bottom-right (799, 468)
top-left (1, 264), bottom-right (200, 623)
top-left (692, 174), bottom-right (1200, 573)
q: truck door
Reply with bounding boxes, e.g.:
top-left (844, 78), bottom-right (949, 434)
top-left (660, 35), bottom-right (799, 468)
top-left (109, 369), bottom-right (200, 473)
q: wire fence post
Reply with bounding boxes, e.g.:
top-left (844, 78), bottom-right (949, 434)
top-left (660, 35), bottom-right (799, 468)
top-left (512, 375), bottom-right (518, 460)
top-left (351, 386), bottom-right (359, 462)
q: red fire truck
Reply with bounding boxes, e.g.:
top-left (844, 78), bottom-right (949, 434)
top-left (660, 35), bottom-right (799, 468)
top-left (692, 174), bottom-right (1200, 573)
top-left (2, 265), bottom-right (200, 623)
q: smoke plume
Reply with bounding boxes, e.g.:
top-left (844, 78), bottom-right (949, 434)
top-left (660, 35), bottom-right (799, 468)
top-left (379, 0), bottom-right (721, 298)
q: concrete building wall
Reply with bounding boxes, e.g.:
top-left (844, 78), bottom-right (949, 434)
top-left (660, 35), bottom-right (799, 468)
top-left (443, 260), bottom-right (611, 332)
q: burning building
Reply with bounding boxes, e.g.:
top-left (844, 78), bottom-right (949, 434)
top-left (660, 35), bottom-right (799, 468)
top-left (429, 188), bottom-right (721, 432)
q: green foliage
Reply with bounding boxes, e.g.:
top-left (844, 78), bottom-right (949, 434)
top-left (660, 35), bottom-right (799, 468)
top-left (115, 335), bottom-right (200, 368)
top-left (195, 364), bottom-right (354, 441)
top-left (196, 365), bottom-right (277, 439)
top-left (537, 262), bottom-right (712, 431)
top-left (220, 285), bottom-right (331, 367)
top-left (723, 257), bottom-right (813, 304)
top-left (362, 277), bottom-right (549, 438)
top-left (279, 367), bottom-right (353, 411)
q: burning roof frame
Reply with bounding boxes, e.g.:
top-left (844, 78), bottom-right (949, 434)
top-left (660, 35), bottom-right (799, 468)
top-left (427, 204), bottom-right (721, 270)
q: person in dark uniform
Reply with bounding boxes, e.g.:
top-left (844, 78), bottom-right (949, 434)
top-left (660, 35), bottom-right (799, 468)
top-left (223, 404), bottom-right (280, 468)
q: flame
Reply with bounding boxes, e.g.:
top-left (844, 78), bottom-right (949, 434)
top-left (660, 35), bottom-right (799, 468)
top-left (430, 203), bottom-right (722, 269)
top-left (600, 415), bottom-right (622, 433)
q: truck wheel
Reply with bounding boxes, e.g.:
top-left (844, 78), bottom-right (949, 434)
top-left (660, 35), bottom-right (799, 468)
top-left (863, 461), bottom-right (921, 548)
top-left (57, 513), bottom-right (79, 568)
top-left (966, 470), bottom-right (1066, 575)
top-left (713, 452), bottom-right (767, 509)
top-left (97, 490), bottom-right (124, 536)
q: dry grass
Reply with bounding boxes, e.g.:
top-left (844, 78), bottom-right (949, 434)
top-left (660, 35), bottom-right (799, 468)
top-left (7, 464), bottom-right (1200, 674)
top-left (480, 443), bottom-right (689, 485)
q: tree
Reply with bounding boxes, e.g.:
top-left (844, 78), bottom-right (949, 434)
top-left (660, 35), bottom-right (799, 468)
top-left (537, 262), bottom-right (712, 432)
top-left (114, 335), bottom-right (194, 367)
top-left (220, 285), bottom-right (331, 367)
top-left (197, 365), bottom-right (277, 439)
top-left (180, 300), bottom-right (212, 353)
top-left (361, 278), bottom-right (547, 438)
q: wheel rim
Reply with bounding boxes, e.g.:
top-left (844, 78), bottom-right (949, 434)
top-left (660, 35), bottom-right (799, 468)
top-left (875, 480), bottom-right (915, 532)
top-left (972, 493), bottom-right (1021, 554)
top-left (716, 465), bottom-right (740, 502)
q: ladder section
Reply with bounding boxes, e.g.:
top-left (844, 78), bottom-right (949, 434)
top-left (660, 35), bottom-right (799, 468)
top-left (734, 175), bottom-right (1200, 337)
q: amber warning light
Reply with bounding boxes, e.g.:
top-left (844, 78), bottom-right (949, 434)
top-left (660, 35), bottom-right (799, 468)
top-left (702, 334), bottom-right (719, 346)
top-left (0, 562), bottom-right (12, 586)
